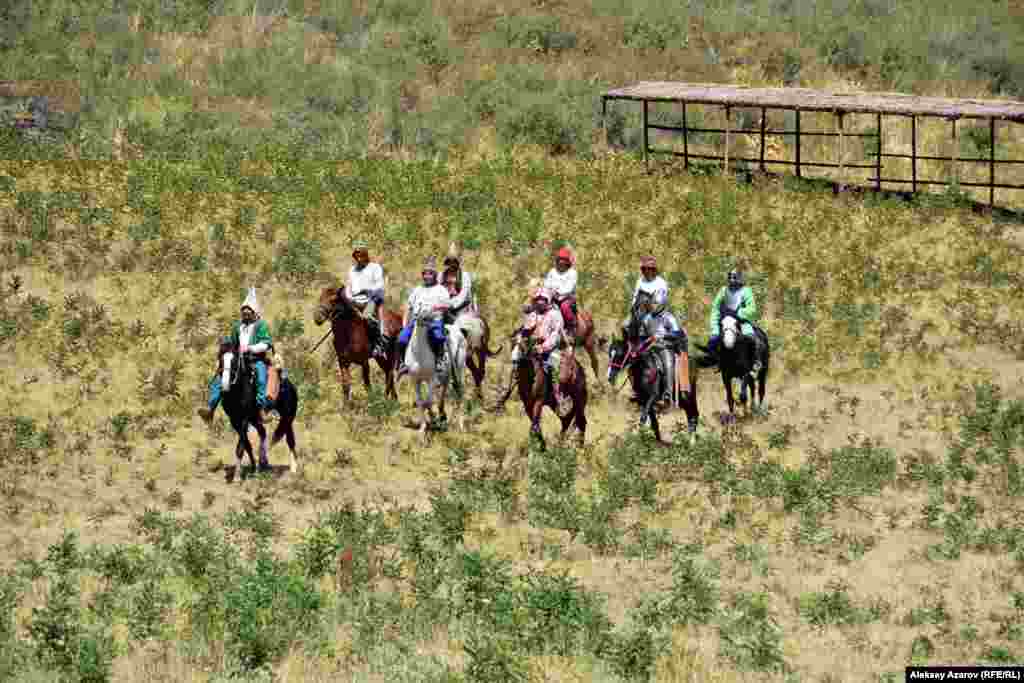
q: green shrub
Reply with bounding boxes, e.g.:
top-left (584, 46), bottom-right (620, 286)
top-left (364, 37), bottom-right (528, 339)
top-left (634, 546), bottom-right (720, 630)
top-left (493, 15), bottom-right (576, 54)
top-left (224, 551), bottom-right (324, 671)
top-left (718, 591), bottom-right (787, 673)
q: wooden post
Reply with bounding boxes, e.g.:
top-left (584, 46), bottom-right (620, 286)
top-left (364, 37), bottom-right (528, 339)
top-left (795, 109), bottom-right (802, 178)
top-left (642, 100), bottom-right (649, 172)
top-left (911, 115), bottom-right (917, 194)
top-left (759, 107), bottom-right (767, 172)
top-left (875, 112), bottom-right (882, 191)
top-left (837, 110), bottom-right (845, 186)
top-left (724, 105), bottom-right (731, 175)
top-left (602, 96), bottom-right (607, 147)
top-left (990, 117), bottom-right (996, 207)
top-left (951, 117), bottom-right (960, 191)
top-left (682, 101), bottom-right (689, 170)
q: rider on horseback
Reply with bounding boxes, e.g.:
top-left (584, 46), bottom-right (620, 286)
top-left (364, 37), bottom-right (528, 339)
top-left (623, 255), bottom-right (671, 338)
top-left (622, 256), bottom-right (682, 405)
top-left (519, 287), bottom-right (573, 418)
top-left (346, 239), bottom-right (388, 361)
top-left (442, 242), bottom-right (477, 324)
top-left (544, 246), bottom-right (578, 343)
top-left (198, 287), bottom-right (275, 424)
top-left (396, 257), bottom-right (452, 376)
top-left (708, 268), bottom-right (764, 378)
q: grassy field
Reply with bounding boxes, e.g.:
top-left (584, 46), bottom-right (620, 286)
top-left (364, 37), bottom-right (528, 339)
top-left (2, 1), bottom-right (1024, 682)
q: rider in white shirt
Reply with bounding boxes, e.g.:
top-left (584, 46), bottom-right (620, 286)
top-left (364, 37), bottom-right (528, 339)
top-left (395, 257), bottom-right (452, 375)
top-left (345, 239), bottom-right (387, 358)
top-left (543, 246), bottom-right (579, 340)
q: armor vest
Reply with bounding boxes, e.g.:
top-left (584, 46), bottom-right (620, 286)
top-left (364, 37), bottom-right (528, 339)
top-left (722, 287), bottom-right (744, 314)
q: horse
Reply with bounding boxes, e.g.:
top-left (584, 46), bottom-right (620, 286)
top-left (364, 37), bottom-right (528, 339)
top-left (566, 306), bottom-right (603, 380)
top-left (695, 311), bottom-right (770, 424)
top-left (446, 310), bottom-right (503, 403)
top-left (399, 303), bottom-right (468, 443)
top-left (218, 340), bottom-right (299, 477)
top-left (509, 336), bottom-right (588, 451)
top-left (608, 302), bottom-right (701, 444)
top-left (314, 287), bottom-right (404, 403)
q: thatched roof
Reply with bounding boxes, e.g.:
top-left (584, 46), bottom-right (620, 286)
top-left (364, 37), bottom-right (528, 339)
top-left (603, 82), bottom-right (1024, 122)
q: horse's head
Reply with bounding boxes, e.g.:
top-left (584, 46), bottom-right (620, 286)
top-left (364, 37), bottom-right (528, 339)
top-left (218, 340), bottom-right (250, 395)
top-left (315, 287), bottom-right (357, 326)
top-left (721, 315), bottom-right (740, 350)
top-left (314, 287), bottom-right (339, 326)
top-left (607, 337), bottom-right (630, 384)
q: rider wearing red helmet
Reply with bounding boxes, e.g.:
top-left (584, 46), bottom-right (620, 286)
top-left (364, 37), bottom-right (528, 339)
top-left (543, 245), bottom-right (579, 340)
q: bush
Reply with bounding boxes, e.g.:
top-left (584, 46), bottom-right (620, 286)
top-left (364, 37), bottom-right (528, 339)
top-left (493, 15), bottom-right (577, 54)
top-left (497, 98), bottom-right (587, 156)
top-left (718, 591), bottom-right (787, 673)
top-left (820, 28), bottom-right (869, 70)
top-left (224, 551), bottom-right (324, 671)
top-left (622, 4), bottom-right (689, 52)
top-left (634, 546), bottom-right (720, 630)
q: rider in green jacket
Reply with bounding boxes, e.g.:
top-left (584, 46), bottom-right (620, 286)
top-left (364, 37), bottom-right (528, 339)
top-left (708, 269), bottom-right (764, 377)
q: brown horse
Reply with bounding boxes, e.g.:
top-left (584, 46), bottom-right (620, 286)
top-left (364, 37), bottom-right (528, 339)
top-left (513, 340), bottom-right (588, 450)
top-left (570, 309), bottom-right (604, 379)
top-left (313, 287), bottom-right (404, 402)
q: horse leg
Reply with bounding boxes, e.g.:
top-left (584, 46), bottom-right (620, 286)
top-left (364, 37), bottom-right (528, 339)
top-left (757, 366), bottom-right (767, 410)
top-left (339, 362), bottom-right (352, 403)
top-left (723, 374), bottom-right (736, 424)
top-left (437, 380), bottom-right (449, 432)
top-left (572, 378), bottom-right (587, 447)
top-left (272, 420), bottom-right (298, 474)
top-left (235, 432), bottom-right (247, 480)
top-left (642, 391), bottom-right (659, 434)
top-left (584, 335), bottom-right (601, 381)
top-left (360, 360), bottom-right (372, 394)
top-left (466, 352), bottom-right (483, 402)
top-left (682, 386), bottom-right (699, 444)
top-left (254, 421), bottom-right (269, 470)
top-left (650, 405), bottom-right (663, 443)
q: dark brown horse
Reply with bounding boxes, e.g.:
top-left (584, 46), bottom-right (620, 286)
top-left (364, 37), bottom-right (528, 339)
top-left (314, 287), bottom-right (404, 402)
top-left (512, 339), bottom-right (588, 451)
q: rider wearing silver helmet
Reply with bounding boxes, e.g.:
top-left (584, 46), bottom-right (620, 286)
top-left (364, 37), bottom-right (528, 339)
top-left (624, 256), bottom-right (684, 405)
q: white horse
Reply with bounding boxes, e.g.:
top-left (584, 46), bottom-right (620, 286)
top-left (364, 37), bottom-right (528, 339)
top-left (401, 304), bottom-right (468, 443)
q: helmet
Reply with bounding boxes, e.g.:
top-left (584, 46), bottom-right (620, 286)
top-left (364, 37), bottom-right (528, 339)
top-left (640, 255), bottom-right (657, 271)
top-left (352, 239), bottom-right (369, 256)
top-left (422, 256), bottom-right (438, 273)
top-left (532, 287), bottom-right (552, 302)
top-left (557, 247), bottom-right (573, 263)
top-left (727, 269), bottom-right (744, 288)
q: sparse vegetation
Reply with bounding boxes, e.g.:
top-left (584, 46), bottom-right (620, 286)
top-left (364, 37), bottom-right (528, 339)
top-left (1, 0), bottom-right (1024, 680)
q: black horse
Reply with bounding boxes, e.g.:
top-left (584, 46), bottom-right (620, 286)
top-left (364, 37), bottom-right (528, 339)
top-left (608, 302), bottom-right (700, 443)
top-left (695, 310), bottom-right (769, 423)
top-left (218, 340), bottom-right (300, 478)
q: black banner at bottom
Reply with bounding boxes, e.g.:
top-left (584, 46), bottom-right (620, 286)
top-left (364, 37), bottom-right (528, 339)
top-left (907, 667), bottom-right (1024, 681)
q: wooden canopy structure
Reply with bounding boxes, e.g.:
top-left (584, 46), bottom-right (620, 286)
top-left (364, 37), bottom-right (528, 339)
top-left (602, 82), bottom-right (1024, 207)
